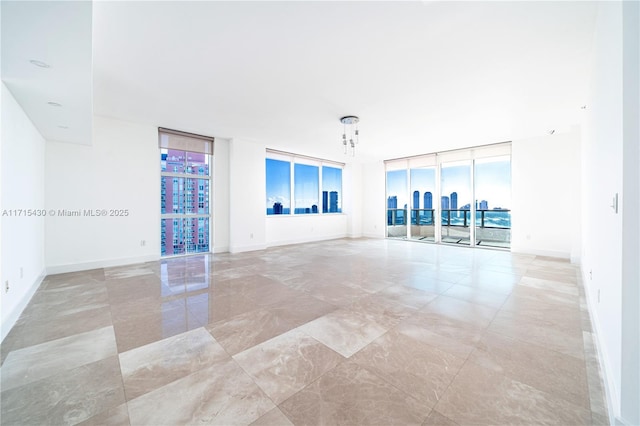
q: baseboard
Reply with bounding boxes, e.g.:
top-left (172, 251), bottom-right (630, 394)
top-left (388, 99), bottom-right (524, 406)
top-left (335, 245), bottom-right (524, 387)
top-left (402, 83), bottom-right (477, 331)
top-left (229, 243), bottom-right (268, 254)
top-left (1, 269), bottom-right (45, 342)
top-left (510, 247), bottom-right (571, 260)
top-left (362, 232), bottom-right (385, 239)
top-left (265, 233), bottom-right (347, 249)
top-left (581, 265), bottom-right (618, 426)
top-left (46, 254), bottom-right (159, 275)
top-left (213, 246), bottom-right (230, 254)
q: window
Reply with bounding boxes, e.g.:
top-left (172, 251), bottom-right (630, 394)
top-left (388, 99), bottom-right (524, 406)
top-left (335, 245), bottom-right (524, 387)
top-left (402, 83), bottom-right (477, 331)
top-left (386, 169), bottom-right (408, 238)
top-left (159, 128), bottom-right (213, 257)
top-left (266, 158), bottom-right (291, 215)
top-left (322, 166), bottom-right (342, 213)
top-left (266, 150), bottom-right (343, 216)
top-left (294, 163), bottom-right (319, 214)
top-left (384, 142), bottom-right (511, 249)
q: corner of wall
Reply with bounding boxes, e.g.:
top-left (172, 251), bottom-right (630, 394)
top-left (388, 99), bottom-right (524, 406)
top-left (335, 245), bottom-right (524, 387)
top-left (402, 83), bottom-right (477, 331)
top-left (580, 264), bottom-right (619, 426)
top-left (1, 269), bottom-right (45, 342)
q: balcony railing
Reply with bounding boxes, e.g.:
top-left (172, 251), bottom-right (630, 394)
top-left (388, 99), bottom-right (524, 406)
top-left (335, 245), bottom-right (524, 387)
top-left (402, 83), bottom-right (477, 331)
top-left (387, 209), bottom-right (511, 229)
top-left (387, 209), bottom-right (407, 226)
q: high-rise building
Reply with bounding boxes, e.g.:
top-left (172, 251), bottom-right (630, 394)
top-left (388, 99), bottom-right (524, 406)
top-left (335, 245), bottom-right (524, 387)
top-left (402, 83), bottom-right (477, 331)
top-left (161, 149), bottom-right (209, 256)
top-left (413, 191), bottom-right (420, 209)
top-left (424, 192), bottom-right (433, 210)
top-left (329, 191), bottom-right (339, 213)
top-left (387, 196), bottom-right (398, 209)
top-left (322, 191), bottom-right (328, 213)
top-left (450, 192), bottom-right (458, 210)
top-left (480, 200), bottom-right (488, 210)
top-left (441, 196), bottom-right (450, 210)
top-left (273, 202), bottom-right (283, 214)
top-left (312, 205), bottom-right (318, 213)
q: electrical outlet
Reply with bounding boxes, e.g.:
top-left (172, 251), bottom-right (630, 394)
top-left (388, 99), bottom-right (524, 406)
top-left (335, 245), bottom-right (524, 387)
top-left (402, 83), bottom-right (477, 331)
top-left (250, 233), bottom-right (254, 239)
top-left (597, 288), bottom-right (601, 303)
top-left (140, 240), bottom-right (146, 247)
top-left (20, 267), bottom-right (24, 279)
top-left (589, 269), bottom-right (592, 280)
top-left (5, 280), bottom-right (9, 293)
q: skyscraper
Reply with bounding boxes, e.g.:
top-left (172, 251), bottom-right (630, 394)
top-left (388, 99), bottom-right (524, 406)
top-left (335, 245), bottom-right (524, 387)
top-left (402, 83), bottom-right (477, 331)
top-left (387, 196), bottom-right (398, 209)
top-left (441, 196), bottom-right (450, 210)
top-left (329, 191), bottom-right (339, 213)
top-left (413, 191), bottom-right (420, 209)
top-left (273, 202), bottom-right (283, 214)
top-left (161, 149), bottom-right (210, 256)
top-left (450, 192), bottom-right (458, 210)
top-left (424, 191), bottom-right (433, 210)
top-left (322, 191), bottom-right (328, 213)
top-left (479, 200), bottom-right (488, 210)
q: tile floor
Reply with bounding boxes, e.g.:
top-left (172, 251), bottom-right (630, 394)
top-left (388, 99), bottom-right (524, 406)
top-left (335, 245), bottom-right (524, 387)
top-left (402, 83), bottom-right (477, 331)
top-left (0, 238), bottom-right (609, 425)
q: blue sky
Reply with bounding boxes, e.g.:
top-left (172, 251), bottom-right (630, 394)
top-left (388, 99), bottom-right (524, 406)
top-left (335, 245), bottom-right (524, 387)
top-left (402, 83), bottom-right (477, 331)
top-left (266, 159), bottom-right (291, 208)
top-left (294, 163), bottom-right (319, 209)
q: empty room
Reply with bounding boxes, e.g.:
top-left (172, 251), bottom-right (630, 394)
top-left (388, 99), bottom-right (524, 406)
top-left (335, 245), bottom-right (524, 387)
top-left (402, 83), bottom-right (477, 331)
top-left (1, 1), bottom-right (638, 425)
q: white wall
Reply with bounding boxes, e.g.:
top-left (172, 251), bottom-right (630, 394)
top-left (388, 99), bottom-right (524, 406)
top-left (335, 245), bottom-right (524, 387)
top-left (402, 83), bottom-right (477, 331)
top-left (360, 160), bottom-right (386, 238)
top-left (266, 214), bottom-right (348, 247)
top-left (45, 116), bottom-right (160, 272)
top-left (229, 138), bottom-right (267, 252)
top-left (620, 2), bottom-right (640, 424)
top-left (581, 1), bottom-right (626, 422)
top-left (344, 161), bottom-right (363, 238)
top-left (213, 138), bottom-right (230, 253)
top-left (511, 128), bottom-right (582, 260)
top-left (1, 83), bottom-right (46, 341)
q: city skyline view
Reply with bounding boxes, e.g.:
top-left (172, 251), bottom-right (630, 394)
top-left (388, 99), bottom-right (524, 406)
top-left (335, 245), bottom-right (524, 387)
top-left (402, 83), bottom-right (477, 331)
top-left (266, 158), bottom-right (342, 215)
top-left (388, 192), bottom-right (499, 211)
top-left (387, 158), bottom-right (511, 211)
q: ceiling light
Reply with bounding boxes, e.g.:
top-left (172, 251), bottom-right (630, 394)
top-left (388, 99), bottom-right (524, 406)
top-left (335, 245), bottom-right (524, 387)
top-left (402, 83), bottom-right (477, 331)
top-left (47, 102), bottom-right (62, 107)
top-left (58, 125), bottom-right (69, 129)
top-left (340, 116), bottom-right (360, 156)
top-left (29, 60), bottom-right (50, 68)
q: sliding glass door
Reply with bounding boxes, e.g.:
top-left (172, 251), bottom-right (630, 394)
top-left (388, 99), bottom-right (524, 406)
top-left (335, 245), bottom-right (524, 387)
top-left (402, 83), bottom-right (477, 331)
top-left (384, 143), bottom-right (511, 249)
top-left (409, 167), bottom-right (436, 242)
top-left (474, 156), bottom-right (511, 248)
top-left (386, 169), bottom-right (408, 239)
top-left (440, 160), bottom-right (472, 245)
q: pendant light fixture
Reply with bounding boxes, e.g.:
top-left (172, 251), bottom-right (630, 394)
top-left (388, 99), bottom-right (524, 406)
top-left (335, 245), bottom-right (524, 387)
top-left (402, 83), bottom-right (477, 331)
top-left (340, 116), bottom-right (359, 156)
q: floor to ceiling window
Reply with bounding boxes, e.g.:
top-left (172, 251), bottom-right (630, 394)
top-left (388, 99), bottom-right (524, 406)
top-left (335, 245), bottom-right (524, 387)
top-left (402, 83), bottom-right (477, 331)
top-left (386, 168), bottom-right (408, 239)
top-left (385, 142), bottom-right (511, 249)
top-left (160, 128), bottom-right (214, 257)
top-left (440, 159), bottom-right (472, 245)
top-left (409, 156), bottom-right (436, 242)
top-left (474, 155), bottom-right (512, 248)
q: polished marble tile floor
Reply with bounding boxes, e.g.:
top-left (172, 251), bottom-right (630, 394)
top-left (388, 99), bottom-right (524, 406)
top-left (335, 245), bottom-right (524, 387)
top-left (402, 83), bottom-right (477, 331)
top-left (0, 239), bottom-right (609, 425)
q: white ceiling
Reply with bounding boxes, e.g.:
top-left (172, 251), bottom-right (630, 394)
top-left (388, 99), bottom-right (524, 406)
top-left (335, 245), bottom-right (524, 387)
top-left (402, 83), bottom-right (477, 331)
top-left (1, 1), bottom-right (93, 145)
top-left (4, 1), bottom-right (598, 161)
